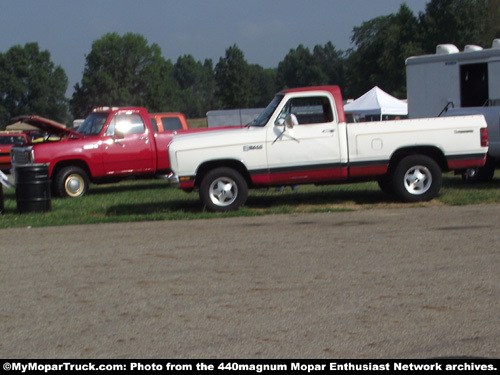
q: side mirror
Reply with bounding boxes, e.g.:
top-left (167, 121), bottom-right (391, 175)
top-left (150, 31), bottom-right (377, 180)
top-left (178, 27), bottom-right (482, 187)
top-left (114, 122), bottom-right (128, 139)
top-left (114, 128), bottom-right (125, 139)
top-left (285, 114), bottom-right (296, 128)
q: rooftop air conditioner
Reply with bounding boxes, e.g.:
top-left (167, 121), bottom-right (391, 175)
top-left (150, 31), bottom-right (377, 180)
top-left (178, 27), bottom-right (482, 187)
top-left (464, 45), bottom-right (483, 52)
top-left (436, 44), bottom-right (459, 55)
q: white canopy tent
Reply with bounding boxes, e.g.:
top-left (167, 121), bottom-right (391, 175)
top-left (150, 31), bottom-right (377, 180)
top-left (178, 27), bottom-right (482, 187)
top-left (344, 86), bottom-right (407, 122)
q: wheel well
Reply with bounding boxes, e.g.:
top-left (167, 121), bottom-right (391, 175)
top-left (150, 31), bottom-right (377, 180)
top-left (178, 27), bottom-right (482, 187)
top-left (389, 147), bottom-right (448, 172)
top-left (51, 160), bottom-right (91, 181)
top-left (195, 160), bottom-right (252, 187)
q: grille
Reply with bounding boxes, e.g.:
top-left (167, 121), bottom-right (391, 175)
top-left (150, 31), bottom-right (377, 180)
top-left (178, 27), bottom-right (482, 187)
top-left (11, 148), bottom-right (33, 165)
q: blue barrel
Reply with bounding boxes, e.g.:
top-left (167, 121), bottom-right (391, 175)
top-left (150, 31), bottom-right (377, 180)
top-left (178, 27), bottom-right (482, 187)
top-left (15, 164), bottom-right (51, 213)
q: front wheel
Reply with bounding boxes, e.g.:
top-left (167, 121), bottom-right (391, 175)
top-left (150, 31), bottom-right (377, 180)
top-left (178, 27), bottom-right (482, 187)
top-left (199, 167), bottom-right (248, 212)
top-left (55, 166), bottom-right (90, 198)
top-left (392, 155), bottom-right (442, 202)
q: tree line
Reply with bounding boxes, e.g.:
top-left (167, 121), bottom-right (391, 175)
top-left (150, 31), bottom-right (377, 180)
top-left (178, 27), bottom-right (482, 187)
top-left (1, 0), bottom-right (498, 128)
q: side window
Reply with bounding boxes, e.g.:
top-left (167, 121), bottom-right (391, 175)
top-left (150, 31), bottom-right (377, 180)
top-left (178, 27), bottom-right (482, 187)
top-left (0, 135), bottom-right (27, 145)
top-left (150, 118), bottom-right (159, 132)
top-left (275, 96), bottom-right (334, 125)
top-left (161, 117), bottom-right (183, 131)
top-left (105, 114), bottom-right (146, 136)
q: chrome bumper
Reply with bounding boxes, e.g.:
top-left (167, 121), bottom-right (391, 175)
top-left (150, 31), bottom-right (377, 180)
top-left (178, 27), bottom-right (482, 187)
top-left (167, 173), bottom-right (180, 188)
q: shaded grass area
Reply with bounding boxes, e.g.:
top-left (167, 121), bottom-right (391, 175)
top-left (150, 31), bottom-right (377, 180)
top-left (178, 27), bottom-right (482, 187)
top-left (1, 172), bottom-right (500, 228)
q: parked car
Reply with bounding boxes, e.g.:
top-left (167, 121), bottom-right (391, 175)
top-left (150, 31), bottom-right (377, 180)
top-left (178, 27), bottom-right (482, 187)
top-left (10, 109), bottom-right (227, 197)
top-left (168, 85), bottom-right (488, 211)
top-left (0, 131), bottom-right (29, 171)
top-left (9, 109), bottom-right (189, 197)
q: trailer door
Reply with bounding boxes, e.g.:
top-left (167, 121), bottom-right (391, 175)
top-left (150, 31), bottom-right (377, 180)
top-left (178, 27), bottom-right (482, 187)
top-left (461, 63), bottom-right (489, 107)
top-left (489, 59), bottom-right (500, 105)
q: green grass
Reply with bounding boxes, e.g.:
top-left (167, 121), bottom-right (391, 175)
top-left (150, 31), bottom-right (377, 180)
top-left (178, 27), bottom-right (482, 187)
top-left (1, 172), bottom-right (500, 229)
top-left (187, 117), bottom-right (208, 128)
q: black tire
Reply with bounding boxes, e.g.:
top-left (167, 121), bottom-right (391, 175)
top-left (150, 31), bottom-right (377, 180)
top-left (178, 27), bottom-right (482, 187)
top-left (199, 167), bottom-right (248, 212)
top-left (55, 166), bottom-right (90, 198)
top-left (392, 155), bottom-right (442, 202)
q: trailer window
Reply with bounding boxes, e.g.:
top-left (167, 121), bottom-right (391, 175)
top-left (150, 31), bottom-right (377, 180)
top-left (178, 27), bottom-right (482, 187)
top-left (461, 63), bottom-right (488, 107)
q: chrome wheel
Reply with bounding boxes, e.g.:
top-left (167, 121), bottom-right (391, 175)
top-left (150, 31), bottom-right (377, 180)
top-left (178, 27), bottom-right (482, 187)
top-left (200, 167), bottom-right (248, 212)
top-left (65, 173), bottom-right (85, 197)
top-left (208, 176), bottom-right (238, 207)
top-left (392, 155), bottom-right (442, 202)
top-left (403, 165), bottom-right (432, 195)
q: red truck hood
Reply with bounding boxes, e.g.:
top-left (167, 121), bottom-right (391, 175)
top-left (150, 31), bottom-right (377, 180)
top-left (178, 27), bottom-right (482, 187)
top-left (10, 115), bottom-right (81, 138)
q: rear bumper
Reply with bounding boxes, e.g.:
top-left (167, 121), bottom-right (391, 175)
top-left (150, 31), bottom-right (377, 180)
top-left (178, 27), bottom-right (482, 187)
top-left (447, 153), bottom-right (488, 170)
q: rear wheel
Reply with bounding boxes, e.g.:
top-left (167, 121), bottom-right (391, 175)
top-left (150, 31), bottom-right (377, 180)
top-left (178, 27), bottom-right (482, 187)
top-left (55, 166), bottom-right (89, 198)
top-left (199, 167), bottom-right (248, 212)
top-left (392, 155), bottom-right (442, 202)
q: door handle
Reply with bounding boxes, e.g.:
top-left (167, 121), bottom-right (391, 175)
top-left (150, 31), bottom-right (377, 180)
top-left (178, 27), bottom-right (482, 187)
top-left (322, 129), bottom-right (335, 133)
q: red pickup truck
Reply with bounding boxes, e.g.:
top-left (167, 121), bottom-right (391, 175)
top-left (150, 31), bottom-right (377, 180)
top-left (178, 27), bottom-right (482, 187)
top-left (10, 107), bottom-right (191, 198)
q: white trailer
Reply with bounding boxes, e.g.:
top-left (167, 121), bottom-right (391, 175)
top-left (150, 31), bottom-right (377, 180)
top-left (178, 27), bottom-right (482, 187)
top-left (406, 39), bottom-right (500, 181)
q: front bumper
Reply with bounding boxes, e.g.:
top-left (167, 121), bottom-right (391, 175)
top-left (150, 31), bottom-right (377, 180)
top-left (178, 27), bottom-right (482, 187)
top-left (167, 173), bottom-right (180, 188)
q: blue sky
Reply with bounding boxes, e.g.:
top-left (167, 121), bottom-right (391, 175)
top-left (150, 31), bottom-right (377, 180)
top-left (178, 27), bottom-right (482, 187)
top-left (1, 0), bottom-right (429, 95)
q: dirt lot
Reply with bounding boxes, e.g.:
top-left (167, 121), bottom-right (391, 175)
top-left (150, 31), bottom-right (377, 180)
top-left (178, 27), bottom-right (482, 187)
top-left (1, 204), bottom-right (499, 359)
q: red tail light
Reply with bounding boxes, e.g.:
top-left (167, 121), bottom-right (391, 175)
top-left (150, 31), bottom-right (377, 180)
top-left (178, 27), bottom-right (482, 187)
top-left (480, 128), bottom-right (488, 147)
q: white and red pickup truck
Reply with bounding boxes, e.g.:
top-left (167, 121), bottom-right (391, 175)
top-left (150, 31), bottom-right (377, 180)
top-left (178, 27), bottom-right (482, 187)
top-left (168, 85), bottom-right (489, 211)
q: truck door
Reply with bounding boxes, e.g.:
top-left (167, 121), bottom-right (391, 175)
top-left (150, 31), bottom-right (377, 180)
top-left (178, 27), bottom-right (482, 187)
top-left (102, 112), bottom-right (155, 175)
top-left (266, 95), bottom-right (343, 184)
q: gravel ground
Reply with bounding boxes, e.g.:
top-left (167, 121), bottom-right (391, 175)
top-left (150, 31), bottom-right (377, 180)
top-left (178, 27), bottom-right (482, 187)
top-left (0, 204), bottom-right (499, 359)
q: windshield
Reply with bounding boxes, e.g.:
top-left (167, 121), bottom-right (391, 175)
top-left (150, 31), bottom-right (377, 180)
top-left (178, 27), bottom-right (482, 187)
top-left (0, 135), bottom-right (26, 145)
top-left (250, 95), bottom-right (283, 127)
top-left (77, 113), bottom-right (110, 135)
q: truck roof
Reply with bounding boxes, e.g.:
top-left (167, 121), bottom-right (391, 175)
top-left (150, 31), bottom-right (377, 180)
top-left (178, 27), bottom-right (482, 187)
top-left (91, 106), bottom-right (148, 113)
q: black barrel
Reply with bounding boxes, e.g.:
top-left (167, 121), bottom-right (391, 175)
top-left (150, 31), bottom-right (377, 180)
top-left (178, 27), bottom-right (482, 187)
top-left (15, 164), bottom-right (51, 213)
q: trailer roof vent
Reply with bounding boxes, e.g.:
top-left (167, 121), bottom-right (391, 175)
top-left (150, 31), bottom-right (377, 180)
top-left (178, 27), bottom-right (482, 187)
top-left (492, 39), bottom-right (500, 49)
top-left (464, 45), bottom-right (483, 52)
top-left (436, 44), bottom-right (459, 55)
